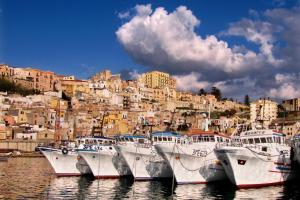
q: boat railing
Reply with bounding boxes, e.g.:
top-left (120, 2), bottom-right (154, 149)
top-left (215, 141), bottom-right (243, 149)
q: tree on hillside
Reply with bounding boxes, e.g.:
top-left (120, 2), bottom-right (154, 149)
top-left (244, 94), bottom-right (250, 106)
top-left (0, 78), bottom-right (40, 96)
top-left (211, 87), bottom-right (222, 101)
top-left (198, 88), bottom-right (206, 96)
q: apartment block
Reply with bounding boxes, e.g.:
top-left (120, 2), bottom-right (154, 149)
top-left (282, 98), bottom-right (300, 112)
top-left (250, 98), bottom-right (278, 127)
top-left (141, 71), bottom-right (176, 89)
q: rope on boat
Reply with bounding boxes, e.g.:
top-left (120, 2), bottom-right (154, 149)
top-left (131, 144), bottom-right (138, 199)
top-left (175, 144), bottom-right (215, 158)
top-left (245, 146), bottom-right (288, 163)
top-left (96, 147), bottom-right (101, 199)
top-left (174, 145), bottom-right (216, 172)
top-left (171, 142), bottom-right (176, 197)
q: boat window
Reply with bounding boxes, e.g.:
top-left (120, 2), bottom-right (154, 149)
top-left (168, 137), bottom-right (172, 141)
top-left (262, 146), bottom-right (267, 152)
top-left (125, 138), bottom-right (129, 141)
top-left (138, 139), bottom-right (144, 143)
top-left (209, 136), bottom-right (215, 142)
top-left (220, 137), bottom-right (223, 142)
top-left (242, 139), bottom-right (248, 144)
top-left (248, 138), bottom-right (254, 144)
top-left (154, 137), bottom-right (157, 142)
top-left (193, 136), bottom-right (197, 142)
top-left (177, 139), bottom-right (181, 144)
top-left (254, 138), bottom-right (260, 143)
top-left (260, 138), bottom-right (266, 143)
top-left (226, 139), bottom-right (229, 143)
top-left (198, 136), bottom-right (202, 142)
top-left (163, 137), bottom-right (167, 141)
top-left (274, 137), bottom-right (279, 144)
top-left (130, 138), bottom-right (134, 142)
top-left (158, 137), bottom-right (162, 142)
top-left (267, 137), bottom-right (273, 143)
top-left (204, 136), bottom-right (209, 142)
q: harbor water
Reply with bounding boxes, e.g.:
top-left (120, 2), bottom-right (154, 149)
top-left (0, 157), bottom-right (300, 199)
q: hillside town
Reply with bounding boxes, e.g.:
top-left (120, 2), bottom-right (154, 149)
top-left (0, 64), bottom-right (299, 147)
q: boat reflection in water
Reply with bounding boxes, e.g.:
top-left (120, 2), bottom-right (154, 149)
top-left (0, 158), bottom-right (300, 199)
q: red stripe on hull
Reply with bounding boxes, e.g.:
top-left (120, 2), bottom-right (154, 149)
top-left (56, 173), bottom-right (81, 177)
top-left (237, 181), bottom-right (284, 189)
top-left (177, 181), bottom-right (208, 185)
top-left (94, 175), bottom-right (125, 179)
top-left (269, 170), bottom-right (290, 174)
top-left (274, 162), bottom-right (291, 166)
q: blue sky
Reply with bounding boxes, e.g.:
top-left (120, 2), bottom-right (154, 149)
top-left (1, 0), bottom-right (300, 99)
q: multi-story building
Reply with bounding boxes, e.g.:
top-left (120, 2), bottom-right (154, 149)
top-left (61, 79), bottom-right (89, 97)
top-left (0, 64), bottom-right (14, 77)
top-left (1, 65), bottom-right (61, 92)
top-left (141, 71), bottom-right (176, 89)
top-left (282, 98), bottom-right (300, 112)
top-left (250, 98), bottom-right (278, 127)
top-left (91, 70), bottom-right (112, 81)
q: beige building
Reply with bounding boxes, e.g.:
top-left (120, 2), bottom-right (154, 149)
top-left (141, 71), bottom-right (176, 89)
top-left (0, 64), bottom-right (14, 77)
top-left (282, 98), bottom-right (300, 112)
top-left (1, 65), bottom-right (61, 92)
top-left (250, 98), bottom-right (278, 127)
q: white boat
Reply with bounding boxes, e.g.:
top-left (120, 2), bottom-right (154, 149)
top-left (114, 134), bottom-right (172, 181)
top-left (215, 127), bottom-right (293, 188)
top-left (292, 134), bottom-right (300, 166)
top-left (154, 130), bottom-right (229, 184)
top-left (39, 137), bottom-right (95, 176)
top-left (78, 137), bottom-right (132, 178)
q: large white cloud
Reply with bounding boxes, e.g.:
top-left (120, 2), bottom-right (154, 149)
top-left (116, 4), bottom-right (268, 74)
top-left (117, 4), bottom-right (300, 100)
top-left (223, 19), bottom-right (283, 65)
top-left (173, 72), bottom-right (209, 91)
top-left (269, 73), bottom-right (300, 99)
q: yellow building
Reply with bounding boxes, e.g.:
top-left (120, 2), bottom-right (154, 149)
top-left (141, 71), bottom-right (176, 89)
top-left (61, 79), bottom-right (90, 97)
top-left (250, 98), bottom-right (278, 127)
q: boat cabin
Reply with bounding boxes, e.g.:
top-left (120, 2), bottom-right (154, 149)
top-left (152, 132), bottom-right (184, 144)
top-left (115, 135), bottom-right (149, 144)
top-left (236, 129), bottom-right (286, 145)
top-left (76, 136), bottom-right (115, 147)
top-left (188, 130), bottom-right (230, 144)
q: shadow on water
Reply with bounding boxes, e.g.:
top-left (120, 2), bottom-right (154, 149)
top-left (76, 175), bottom-right (94, 199)
top-left (111, 176), bottom-right (134, 199)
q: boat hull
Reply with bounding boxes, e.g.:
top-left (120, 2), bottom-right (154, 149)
top-left (78, 146), bottom-right (132, 179)
top-left (155, 143), bottom-right (227, 184)
top-left (115, 144), bottom-right (172, 180)
top-left (294, 142), bottom-right (300, 166)
top-left (215, 146), bottom-right (293, 188)
top-left (41, 148), bottom-right (81, 176)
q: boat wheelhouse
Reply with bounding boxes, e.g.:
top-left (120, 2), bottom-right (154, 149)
top-left (215, 128), bottom-right (293, 188)
top-left (154, 130), bottom-right (229, 184)
top-left (115, 134), bottom-right (173, 180)
top-left (77, 136), bottom-right (131, 179)
top-left (39, 137), bottom-right (99, 176)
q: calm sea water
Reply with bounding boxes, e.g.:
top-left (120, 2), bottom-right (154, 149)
top-left (0, 157), bottom-right (299, 199)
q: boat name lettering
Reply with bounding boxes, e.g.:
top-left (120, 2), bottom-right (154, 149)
top-left (192, 149), bottom-right (207, 157)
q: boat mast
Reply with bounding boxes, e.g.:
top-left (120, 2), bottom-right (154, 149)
top-left (54, 97), bottom-right (61, 145)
